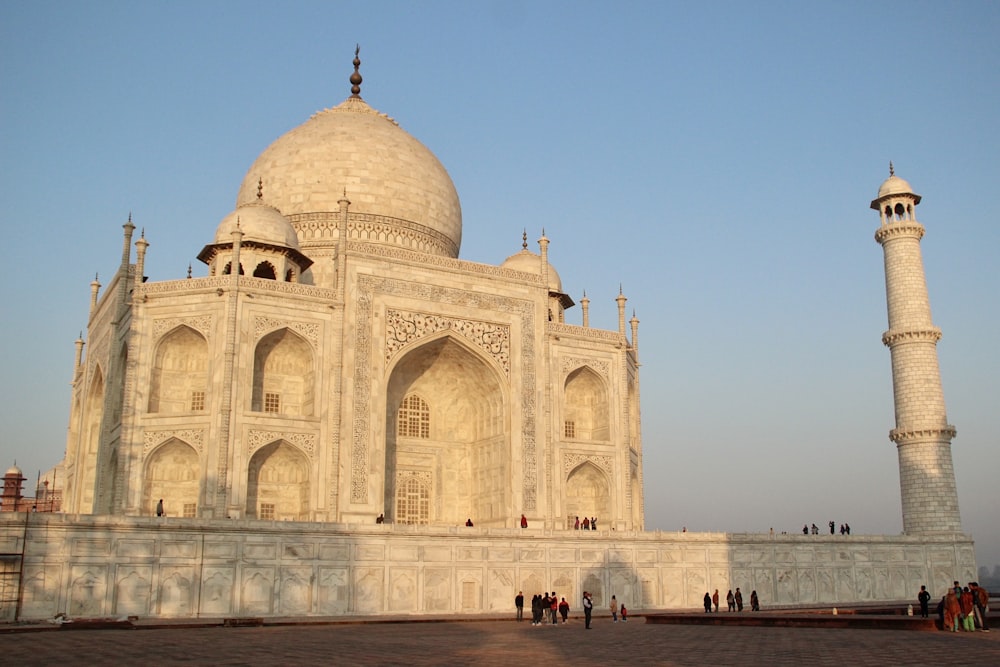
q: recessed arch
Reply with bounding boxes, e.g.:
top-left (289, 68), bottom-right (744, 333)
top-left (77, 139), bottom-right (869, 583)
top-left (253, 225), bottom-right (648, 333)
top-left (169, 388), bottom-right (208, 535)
top-left (565, 461), bottom-right (611, 527)
top-left (563, 365), bottom-right (610, 441)
top-left (148, 325), bottom-right (209, 413)
top-left (384, 333), bottom-right (508, 526)
top-left (253, 261), bottom-right (276, 279)
top-left (246, 440), bottom-right (310, 520)
top-left (251, 328), bottom-right (315, 416)
top-left (143, 439), bottom-right (200, 517)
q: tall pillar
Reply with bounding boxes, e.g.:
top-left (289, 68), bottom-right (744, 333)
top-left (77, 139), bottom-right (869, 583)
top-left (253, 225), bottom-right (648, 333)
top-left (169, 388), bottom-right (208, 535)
top-left (871, 166), bottom-right (961, 534)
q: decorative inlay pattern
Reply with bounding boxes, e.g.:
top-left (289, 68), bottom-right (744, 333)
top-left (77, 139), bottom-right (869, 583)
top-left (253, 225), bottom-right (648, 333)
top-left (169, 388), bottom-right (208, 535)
top-left (137, 276), bottom-right (338, 301)
top-left (143, 429), bottom-right (205, 454)
top-left (254, 316), bottom-right (320, 346)
top-left (881, 328), bottom-right (942, 347)
top-left (548, 322), bottom-right (624, 343)
top-left (563, 453), bottom-right (613, 476)
top-left (397, 469), bottom-right (432, 485)
top-left (248, 429), bottom-right (317, 458)
top-left (386, 310), bottom-right (510, 375)
top-left (153, 316), bottom-right (213, 338)
top-left (352, 275), bottom-right (536, 509)
top-left (561, 357), bottom-right (609, 379)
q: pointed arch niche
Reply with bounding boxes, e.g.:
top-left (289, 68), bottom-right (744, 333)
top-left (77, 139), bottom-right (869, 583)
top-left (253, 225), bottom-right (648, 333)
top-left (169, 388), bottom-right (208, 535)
top-left (565, 461), bottom-right (611, 527)
top-left (251, 328), bottom-right (315, 416)
top-left (148, 326), bottom-right (209, 413)
top-left (563, 366), bottom-right (610, 441)
top-left (77, 368), bottom-right (105, 512)
top-left (384, 335), bottom-right (507, 526)
top-left (246, 441), bottom-right (310, 520)
top-left (143, 439), bottom-right (200, 517)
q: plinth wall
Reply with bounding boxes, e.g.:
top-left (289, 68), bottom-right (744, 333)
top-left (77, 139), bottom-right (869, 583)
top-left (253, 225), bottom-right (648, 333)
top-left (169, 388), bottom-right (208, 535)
top-left (0, 514), bottom-right (976, 621)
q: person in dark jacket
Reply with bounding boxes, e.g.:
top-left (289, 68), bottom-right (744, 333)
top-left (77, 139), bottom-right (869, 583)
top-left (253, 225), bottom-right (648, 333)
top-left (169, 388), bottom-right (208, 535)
top-left (703, 592), bottom-right (712, 612)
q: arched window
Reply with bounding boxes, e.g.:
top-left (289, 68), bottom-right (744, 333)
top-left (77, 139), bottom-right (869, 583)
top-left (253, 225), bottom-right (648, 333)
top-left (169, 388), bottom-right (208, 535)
top-left (396, 475), bottom-right (430, 524)
top-left (253, 261), bottom-right (276, 280)
top-left (397, 394), bottom-right (430, 438)
top-left (222, 262), bottom-right (244, 275)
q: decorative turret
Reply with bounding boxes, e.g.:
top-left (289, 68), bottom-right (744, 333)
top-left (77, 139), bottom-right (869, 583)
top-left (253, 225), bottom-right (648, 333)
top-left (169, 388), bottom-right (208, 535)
top-left (872, 165), bottom-right (962, 534)
top-left (616, 286), bottom-right (627, 338)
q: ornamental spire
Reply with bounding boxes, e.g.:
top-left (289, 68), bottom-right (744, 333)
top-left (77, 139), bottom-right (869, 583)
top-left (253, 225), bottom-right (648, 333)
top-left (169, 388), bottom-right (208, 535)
top-left (889, 160), bottom-right (895, 177)
top-left (350, 45), bottom-right (363, 98)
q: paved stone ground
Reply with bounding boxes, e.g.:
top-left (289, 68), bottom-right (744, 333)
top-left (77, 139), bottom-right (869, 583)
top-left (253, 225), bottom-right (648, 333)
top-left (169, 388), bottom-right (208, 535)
top-left (3, 617), bottom-right (998, 666)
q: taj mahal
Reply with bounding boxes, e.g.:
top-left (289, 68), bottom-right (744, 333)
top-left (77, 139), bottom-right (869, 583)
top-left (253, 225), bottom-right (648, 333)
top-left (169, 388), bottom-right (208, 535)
top-left (0, 52), bottom-right (975, 621)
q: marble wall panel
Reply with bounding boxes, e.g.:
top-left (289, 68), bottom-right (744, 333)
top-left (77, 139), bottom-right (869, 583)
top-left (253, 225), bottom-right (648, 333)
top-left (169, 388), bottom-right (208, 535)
top-left (457, 569), bottom-right (482, 611)
top-left (114, 564), bottom-right (152, 616)
top-left (240, 567), bottom-right (275, 615)
top-left (390, 545), bottom-right (419, 562)
top-left (355, 567), bottom-right (384, 613)
top-left (319, 544), bottom-right (350, 561)
top-left (157, 565), bottom-right (196, 616)
top-left (279, 567), bottom-right (313, 616)
top-left (488, 568), bottom-right (515, 612)
top-left (661, 568), bottom-right (683, 607)
top-left (458, 546), bottom-right (484, 561)
top-left (69, 565), bottom-right (108, 617)
top-left (635, 549), bottom-right (657, 564)
top-left (637, 569), bottom-right (658, 607)
top-left (244, 543), bottom-right (277, 561)
top-left (519, 569), bottom-right (546, 599)
top-left (389, 567), bottom-right (418, 612)
top-left (20, 565), bottom-right (57, 618)
top-left (200, 568), bottom-right (234, 616)
top-left (117, 540), bottom-right (154, 558)
top-left (162, 540), bottom-right (197, 559)
top-left (72, 539), bottom-right (111, 557)
top-left (423, 567), bottom-right (452, 612)
top-left (422, 546), bottom-right (451, 562)
top-left (489, 547), bottom-right (514, 561)
top-left (283, 543), bottom-right (314, 559)
top-left (204, 542), bottom-right (237, 560)
top-left (550, 568), bottom-right (576, 607)
top-left (519, 547), bottom-right (546, 563)
top-left (317, 567), bottom-right (349, 614)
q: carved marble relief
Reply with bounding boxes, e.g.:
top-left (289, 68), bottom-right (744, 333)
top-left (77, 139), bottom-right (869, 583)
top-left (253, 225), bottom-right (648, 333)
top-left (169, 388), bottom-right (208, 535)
top-left (386, 309), bottom-right (510, 375)
top-left (253, 315), bottom-right (319, 346)
top-left (143, 429), bottom-right (206, 455)
top-left (247, 430), bottom-right (317, 459)
top-left (152, 316), bottom-right (213, 339)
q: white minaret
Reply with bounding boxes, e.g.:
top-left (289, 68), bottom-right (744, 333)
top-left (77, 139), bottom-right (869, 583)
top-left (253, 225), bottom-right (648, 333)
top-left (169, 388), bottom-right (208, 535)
top-left (872, 164), bottom-right (961, 534)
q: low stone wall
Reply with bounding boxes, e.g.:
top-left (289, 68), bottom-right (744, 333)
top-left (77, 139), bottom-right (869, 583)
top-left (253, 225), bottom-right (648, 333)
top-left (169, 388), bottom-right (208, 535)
top-left (0, 514), bottom-right (976, 621)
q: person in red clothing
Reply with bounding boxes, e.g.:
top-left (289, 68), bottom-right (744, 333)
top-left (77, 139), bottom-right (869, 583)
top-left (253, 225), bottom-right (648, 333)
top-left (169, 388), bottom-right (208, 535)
top-left (558, 597), bottom-right (570, 623)
top-left (960, 587), bottom-right (976, 631)
top-left (520, 514), bottom-right (528, 528)
top-left (620, 604), bottom-right (628, 622)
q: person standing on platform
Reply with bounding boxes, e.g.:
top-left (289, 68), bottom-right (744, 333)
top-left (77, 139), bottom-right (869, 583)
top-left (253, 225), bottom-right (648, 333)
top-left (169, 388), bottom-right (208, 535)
top-left (559, 597), bottom-right (569, 623)
top-left (750, 590), bottom-right (760, 611)
top-left (712, 589), bottom-right (719, 612)
top-left (583, 592), bottom-right (593, 629)
top-left (703, 592), bottom-right (712, 613)
top-left (726, 589), bottom-right (735, 612)
top-left (918, 585), bottom-right (931, 618)
top-left (156, 499), bottom-right (164, 517)
top-left (735, 588), bottom-right (744, 612)
top-left (515, 591), bottom-right (524, 622)
top-left (610, 595), bottom-right (619, 622)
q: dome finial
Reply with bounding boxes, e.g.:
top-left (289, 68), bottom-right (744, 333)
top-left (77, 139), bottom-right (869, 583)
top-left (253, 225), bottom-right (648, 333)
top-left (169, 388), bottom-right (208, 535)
top-left (257, 177), bottom-right (264, 200)
top-left (522, 229), bottom-right (527, 250)
top-left (350, 44), bottom-right (363, 98)
top-left (889, 161), bottom-right (895, 177)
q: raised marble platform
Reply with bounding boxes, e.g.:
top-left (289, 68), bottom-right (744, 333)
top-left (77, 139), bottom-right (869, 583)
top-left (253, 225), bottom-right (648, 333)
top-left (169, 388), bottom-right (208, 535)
top-left (0, 514), bottom-right (976, 621)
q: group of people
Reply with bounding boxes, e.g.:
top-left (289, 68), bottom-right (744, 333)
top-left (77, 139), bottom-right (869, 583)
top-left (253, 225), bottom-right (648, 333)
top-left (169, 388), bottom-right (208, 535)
top-left (573, 516), bottom-right (599, 530)
top-left (704, 588), bottom-right (759, 612)
top-left (802, 522), bottom-right (851, 535)
top-left (514, 590), bottom-right (627, 629)
top-left (928, 581), bottom-right (990, 633)
top-left (516, 591), bottom-right (570, 625)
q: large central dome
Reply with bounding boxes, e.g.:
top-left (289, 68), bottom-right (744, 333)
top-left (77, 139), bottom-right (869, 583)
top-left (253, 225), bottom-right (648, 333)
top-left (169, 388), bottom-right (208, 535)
top-left (235, 60), bottom-right (462, 259)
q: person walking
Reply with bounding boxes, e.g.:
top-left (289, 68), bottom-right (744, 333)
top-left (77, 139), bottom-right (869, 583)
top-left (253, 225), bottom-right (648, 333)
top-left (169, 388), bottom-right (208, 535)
top-left (550, 592), bottom-right (559, 624)
top-left (726, 589), bottom-right (735, 612)
top-left (712, 589), bottom-right (719, 612)
top-left (620, 604), bottom-right (628, 622)
top-left (156, 499), bottom-right (164, 517)
top-left (735, 588), bottom-right (744, 612)
top-left (750, 590), bottom-right (760, 611)
top-left (582, 591), bottom-right (593, 629)
top-left (515, 591), bottom-right (524, 621)
top-left (559, 597), bottom-right (569, 623)
top-left (610, 595), bottom-right (619, 622)
top-left (917, 585), bottom-right (931, 618)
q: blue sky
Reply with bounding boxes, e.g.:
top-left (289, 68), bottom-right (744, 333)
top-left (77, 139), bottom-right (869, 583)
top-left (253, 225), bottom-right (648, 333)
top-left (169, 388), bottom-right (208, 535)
top-left (2, 2), bottom-right (997, 568)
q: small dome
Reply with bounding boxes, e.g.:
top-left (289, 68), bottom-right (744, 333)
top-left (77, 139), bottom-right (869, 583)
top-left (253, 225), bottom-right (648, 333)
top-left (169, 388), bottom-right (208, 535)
top-left (877, 174), bottom-right (915, 199)
top-left (212, 201), bottom-right (300, 250)
top-left (5, 464), bottom-right (23, 477)
top-left (501, 249), bottom-right (563, 293)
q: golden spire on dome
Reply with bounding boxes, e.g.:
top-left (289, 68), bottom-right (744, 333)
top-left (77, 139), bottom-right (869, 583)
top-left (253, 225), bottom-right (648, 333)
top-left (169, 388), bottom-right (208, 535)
top-left (257, 177), bottom-right (264, 200)
top-left (522, 229), bottom-right (528, 250)
top-left (350, 45), bottom-right (363, 98)
top-left (889, 161), bottom-right (895, 177)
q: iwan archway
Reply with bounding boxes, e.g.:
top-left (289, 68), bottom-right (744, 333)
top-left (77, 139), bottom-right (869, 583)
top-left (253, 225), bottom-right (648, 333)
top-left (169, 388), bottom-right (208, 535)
top-left (384, 334), bottom-right (508, 527)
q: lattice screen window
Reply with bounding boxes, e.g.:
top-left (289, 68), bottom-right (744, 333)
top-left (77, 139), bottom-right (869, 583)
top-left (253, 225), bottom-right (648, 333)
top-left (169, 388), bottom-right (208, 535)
top-left (397, 394), bottom-right (430, 438)
top-left (259, 503), bottom-right (275, 520)
top-left (396, 476), bottom-right (430, 525)
top-left (191, 391), bottom-right (206, 411)
top-left (183, 503), bottom-right (197, 518)
top-left (264, 392), bottom-right (280, 414)
top-left (564, 420), bottom-right (576, 438)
